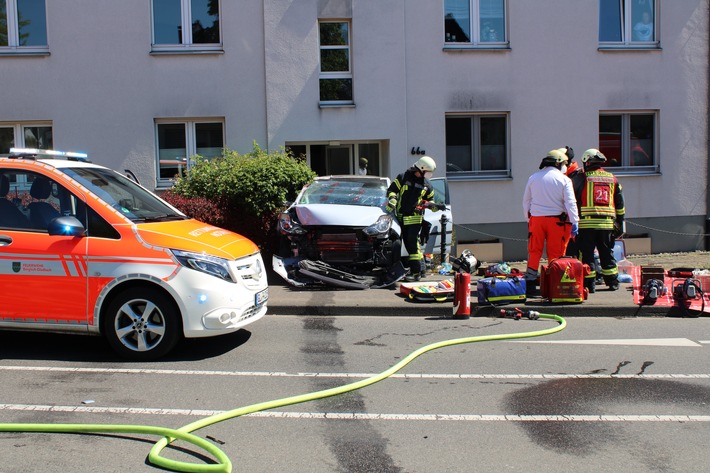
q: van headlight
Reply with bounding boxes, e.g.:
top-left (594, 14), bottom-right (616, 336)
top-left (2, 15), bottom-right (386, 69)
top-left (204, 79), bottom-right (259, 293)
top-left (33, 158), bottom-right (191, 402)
top-left (363, 214), bottom-right (393, 236)
top-left (170, 249), bottom-right (235, 283)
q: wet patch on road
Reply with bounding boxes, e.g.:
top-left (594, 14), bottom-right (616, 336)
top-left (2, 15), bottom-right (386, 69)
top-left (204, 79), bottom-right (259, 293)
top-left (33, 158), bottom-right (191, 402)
top-left (301, 317), bottom-right (402, 473)
top-left (504, 377), bottom-right (710, 464)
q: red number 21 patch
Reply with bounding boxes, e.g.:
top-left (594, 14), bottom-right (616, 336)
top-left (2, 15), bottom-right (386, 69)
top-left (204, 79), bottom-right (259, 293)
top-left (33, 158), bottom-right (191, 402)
top-left (593, 183), bottom-right (610, 205)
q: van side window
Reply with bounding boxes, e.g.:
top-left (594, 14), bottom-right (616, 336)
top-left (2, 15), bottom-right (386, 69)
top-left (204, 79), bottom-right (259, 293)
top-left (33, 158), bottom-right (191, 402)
top-left (72, 198), bottom-right (120, 240)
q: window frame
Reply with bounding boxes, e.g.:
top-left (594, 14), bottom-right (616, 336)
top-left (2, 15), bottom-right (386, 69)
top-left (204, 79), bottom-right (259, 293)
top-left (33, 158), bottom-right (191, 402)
top-left (0, 121), bottom-right (53, 155)
top-left (598, 0), bottom-right (660, 49)
top-left (0, 0), bottom-right (49, 55)
top-left (154, 118), bottom-right (225, 188)
top-left (445, 113), bottom-right (511, 180)
top-left (318, 20), bottom-right (354, 107)
top-left (443, 0), bottom-right (509, 50)
top-left (598, 110), bottom-right (659, 175)
top-left (150, 0), bottom-right (223, 54)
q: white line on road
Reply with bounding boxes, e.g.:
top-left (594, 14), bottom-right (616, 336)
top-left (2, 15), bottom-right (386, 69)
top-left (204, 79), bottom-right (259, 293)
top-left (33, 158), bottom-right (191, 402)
top-left (1, 365), bottom-right (709, 379)
top-left (513, 338), bottom-right (702, 347)
top-left (1, 403), bottom-right (709, 423)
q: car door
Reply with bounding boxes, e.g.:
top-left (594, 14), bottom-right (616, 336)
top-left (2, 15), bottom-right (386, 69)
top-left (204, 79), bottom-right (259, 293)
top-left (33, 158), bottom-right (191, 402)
top-left (422, 177), bottom-right (454, 256)
top-left (0, 169), bottom-right (88, 326)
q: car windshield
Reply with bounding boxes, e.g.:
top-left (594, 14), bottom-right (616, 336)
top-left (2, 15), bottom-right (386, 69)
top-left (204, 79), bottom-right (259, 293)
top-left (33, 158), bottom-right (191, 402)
top-left (60, 167), bottom-right (187, 223)
top-left (298, 178), bottom-right (388, 208)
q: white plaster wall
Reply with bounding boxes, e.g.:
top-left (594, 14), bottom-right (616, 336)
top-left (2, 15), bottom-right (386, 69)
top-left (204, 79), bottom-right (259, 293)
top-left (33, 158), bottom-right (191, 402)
top-left (1, 0), bottom-right (267, 188)
top-left (1, 0), bottom-right (707, 226)
top-left (263, 0), bottom-right (410, 176)
top-left (399, 0), bottom-right (709, 224)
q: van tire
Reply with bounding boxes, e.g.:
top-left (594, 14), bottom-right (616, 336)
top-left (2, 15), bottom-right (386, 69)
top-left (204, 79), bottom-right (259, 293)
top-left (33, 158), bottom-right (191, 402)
top-left (102, 287), bottom-right (181, 360)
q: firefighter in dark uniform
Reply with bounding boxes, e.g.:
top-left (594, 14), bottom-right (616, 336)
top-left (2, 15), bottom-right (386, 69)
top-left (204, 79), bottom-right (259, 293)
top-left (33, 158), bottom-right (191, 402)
top-left (386, 156), bottom-right (438, 282)
top-left (571, 149), bottom-right (625, 293)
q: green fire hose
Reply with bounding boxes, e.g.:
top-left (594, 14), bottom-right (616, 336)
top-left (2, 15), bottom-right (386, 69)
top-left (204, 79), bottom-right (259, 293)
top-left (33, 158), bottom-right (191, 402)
top-left (0, 313), bottom-right (565, 473)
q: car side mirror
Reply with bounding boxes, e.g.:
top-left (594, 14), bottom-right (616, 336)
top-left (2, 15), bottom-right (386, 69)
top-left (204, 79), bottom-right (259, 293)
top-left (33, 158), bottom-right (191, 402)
top-left (48, 216), bottom-right (86, 237)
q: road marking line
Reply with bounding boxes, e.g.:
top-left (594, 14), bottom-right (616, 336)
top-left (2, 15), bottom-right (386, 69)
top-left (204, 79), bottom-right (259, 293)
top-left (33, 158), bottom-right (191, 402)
top-left (0, 366), bottom-right (709, 379)
top-left (514, 338), bottom-right (702, 347)
top-left (1, 404), bottom-right (709, 423)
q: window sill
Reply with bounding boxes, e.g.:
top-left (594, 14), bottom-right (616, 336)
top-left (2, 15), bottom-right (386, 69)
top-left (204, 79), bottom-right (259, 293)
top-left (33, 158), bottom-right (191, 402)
top-left (443, 44), bottom-right (510, 52)
top-left (319, 102), bottom-right (356, 109)
top-left (150, 46), bottom-right (224, 56)
top-left (0, 48), bottom-right (50, 57)
top-left (598, 44), bottom-right (661, 51)
top-left (609, 169), bottom-right (661, 177)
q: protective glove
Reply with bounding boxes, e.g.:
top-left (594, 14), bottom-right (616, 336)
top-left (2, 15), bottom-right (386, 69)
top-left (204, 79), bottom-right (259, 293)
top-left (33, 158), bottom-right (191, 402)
top-left (386, 197), bottom-right (397, 213)
top-left (571, 222), bottom-right (579, 238)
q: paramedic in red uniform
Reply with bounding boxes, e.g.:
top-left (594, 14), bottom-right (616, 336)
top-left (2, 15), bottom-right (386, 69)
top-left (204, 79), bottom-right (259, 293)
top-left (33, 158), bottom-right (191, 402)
top-left (387, 156), bottom-right (438, 282)
top-left (571, 149), bottom-right (625, 293)
top-left (522, 149), bottom-right (579, 296)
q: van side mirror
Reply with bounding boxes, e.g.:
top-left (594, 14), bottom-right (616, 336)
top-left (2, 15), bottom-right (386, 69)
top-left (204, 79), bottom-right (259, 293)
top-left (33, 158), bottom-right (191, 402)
top-left (48, 216), bottom-right (86, 237)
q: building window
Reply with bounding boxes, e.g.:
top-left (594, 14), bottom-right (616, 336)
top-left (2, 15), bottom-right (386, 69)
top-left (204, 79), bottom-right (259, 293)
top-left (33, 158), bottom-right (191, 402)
top-left (286, 142), bottom-right (382, 177)
top-left (155, 120), bottom-right (224, 185)
top-left (444, 0), bottom-right (507, 47)
top-left (445, 114), bottom-right (509, 178)
top-left (0, 0), bottom-right (48, 53)
top-left (319, 21), bottom-right (353, 105)
top-left (599, 112), bottom-right (657, 172)
top-left (599, 0), bottom-right (658, 47)
top-left (152, 0), bottom-right (221, 52)
top-left (0, 122), bottom-right (52, 155)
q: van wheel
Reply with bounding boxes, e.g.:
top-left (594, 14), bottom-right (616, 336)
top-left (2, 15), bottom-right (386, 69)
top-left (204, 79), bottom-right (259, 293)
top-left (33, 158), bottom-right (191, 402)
top-left (103, 287), bottom-right (181, 360)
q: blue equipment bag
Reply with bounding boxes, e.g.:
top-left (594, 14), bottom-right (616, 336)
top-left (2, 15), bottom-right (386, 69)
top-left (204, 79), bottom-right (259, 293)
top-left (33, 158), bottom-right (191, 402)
top-left (476, 276), bottom-right (526, 305)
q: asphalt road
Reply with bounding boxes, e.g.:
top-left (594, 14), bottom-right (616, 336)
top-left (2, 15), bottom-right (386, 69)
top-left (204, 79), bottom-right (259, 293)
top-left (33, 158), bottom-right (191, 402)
top-left (1, 314), bottom-right (709, 472)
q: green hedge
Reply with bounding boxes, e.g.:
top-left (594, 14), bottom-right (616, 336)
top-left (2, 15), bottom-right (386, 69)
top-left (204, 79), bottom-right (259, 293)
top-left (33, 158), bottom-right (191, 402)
top-left (163, 143), bottom-right (316, 258)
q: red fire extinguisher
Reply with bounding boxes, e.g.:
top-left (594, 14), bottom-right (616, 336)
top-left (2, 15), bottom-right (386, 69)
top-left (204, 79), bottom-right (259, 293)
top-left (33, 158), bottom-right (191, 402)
top-left (453, 272), bottom-right (471, 319)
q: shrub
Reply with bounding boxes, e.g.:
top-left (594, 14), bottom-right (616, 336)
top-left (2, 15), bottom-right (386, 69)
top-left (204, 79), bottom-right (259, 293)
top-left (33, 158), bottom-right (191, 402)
top-left (164, 143), bottom-right (316, 259)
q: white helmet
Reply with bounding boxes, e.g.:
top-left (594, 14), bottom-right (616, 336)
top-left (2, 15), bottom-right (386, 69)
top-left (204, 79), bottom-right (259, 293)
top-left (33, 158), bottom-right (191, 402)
top-left (414, 156), bottom-right (436, 173)
top-left (581, 148), bottom-right (607, 165)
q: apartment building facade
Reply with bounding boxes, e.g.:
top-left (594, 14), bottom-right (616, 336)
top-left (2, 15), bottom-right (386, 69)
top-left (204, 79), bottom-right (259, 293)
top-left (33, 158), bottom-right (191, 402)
top-left (2, 0), bottom-right (708, 259)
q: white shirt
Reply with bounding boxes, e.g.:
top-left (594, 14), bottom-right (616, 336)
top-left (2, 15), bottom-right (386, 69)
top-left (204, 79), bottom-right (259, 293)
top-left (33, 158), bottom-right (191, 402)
top-left (522, 167), bottom-right (579, 224)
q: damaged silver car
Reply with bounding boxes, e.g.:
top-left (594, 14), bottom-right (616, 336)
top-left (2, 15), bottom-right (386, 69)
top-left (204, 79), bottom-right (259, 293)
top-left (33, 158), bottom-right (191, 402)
top-left (272, 175), bottom-right (452, 289)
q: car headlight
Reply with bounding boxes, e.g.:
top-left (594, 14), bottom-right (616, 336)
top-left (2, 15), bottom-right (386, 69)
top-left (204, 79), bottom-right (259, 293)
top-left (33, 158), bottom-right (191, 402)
top-left (170, 249), bottom-right (235, 283)
top-left (279, 212), bottom-right (305, 234)
top-left (363, 214), bottom-right (393, 236)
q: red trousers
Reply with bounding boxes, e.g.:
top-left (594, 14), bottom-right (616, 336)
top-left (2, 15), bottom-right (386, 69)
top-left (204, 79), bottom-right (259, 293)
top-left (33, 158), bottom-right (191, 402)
top-left (527, 216), bottom-right (572, 272)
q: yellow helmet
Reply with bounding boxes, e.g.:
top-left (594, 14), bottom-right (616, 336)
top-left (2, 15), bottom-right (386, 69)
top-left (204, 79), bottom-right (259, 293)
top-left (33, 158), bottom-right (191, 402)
top-left (581, 148), bottom-right (607, 165)
top-left (539, 149), bottom-right (568, 169)
top-left (414, 156), bottom-right (436, 173)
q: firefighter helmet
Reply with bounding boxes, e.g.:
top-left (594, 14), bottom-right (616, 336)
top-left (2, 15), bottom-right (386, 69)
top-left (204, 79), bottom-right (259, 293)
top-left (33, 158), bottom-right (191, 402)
top-left (581, 148), bottom-right (607, 165)
top-left (414, 156), bottom-right (436, 173)
top-left (539, 149), bottom-right (568, 169)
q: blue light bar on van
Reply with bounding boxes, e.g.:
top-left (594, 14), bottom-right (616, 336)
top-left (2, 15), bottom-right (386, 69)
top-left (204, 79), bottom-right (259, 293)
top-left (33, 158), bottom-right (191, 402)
top-left (9, 147), bottom-right (89, 161)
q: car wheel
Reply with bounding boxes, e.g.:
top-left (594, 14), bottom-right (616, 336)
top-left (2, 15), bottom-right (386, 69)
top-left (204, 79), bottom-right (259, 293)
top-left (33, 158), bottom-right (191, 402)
top-left (102, 287), bottom-right (181, 360)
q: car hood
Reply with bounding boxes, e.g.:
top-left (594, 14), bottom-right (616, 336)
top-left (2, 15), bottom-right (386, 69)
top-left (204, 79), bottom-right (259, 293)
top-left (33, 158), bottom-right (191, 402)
top-left (294, 204), bottom-right (386, 227)
top-left (134, 219), bottom-right (259, 260)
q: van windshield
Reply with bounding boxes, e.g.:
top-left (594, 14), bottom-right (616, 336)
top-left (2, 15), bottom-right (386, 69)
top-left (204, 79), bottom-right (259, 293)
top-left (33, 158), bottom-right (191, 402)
top-left (61, 167), bottom-right (187, 223)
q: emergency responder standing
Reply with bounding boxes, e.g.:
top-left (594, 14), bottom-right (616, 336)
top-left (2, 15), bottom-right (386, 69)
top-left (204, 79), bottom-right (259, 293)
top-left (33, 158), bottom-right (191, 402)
top-left (522, 149), bottom-right (580, 296)
top-left (387, 156), bottom-right (438, 282)
top-left (560, 145), bottom-right (583, 257)
top-left (571, 149), bottom-right (625, 292)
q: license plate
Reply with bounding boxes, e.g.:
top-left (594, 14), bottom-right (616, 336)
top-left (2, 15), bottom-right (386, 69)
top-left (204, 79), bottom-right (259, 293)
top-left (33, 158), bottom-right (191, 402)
top-left (255, 288), bottom-right (269, 306)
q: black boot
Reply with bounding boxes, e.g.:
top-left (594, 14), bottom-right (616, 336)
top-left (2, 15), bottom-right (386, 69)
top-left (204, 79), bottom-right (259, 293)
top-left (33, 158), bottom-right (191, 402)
top-left (585, 279), bottom-right (596, 294)
top-left (525, 280), bottom-right (538, 298)
top-left (606, 278), bottom-right (620, 291)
